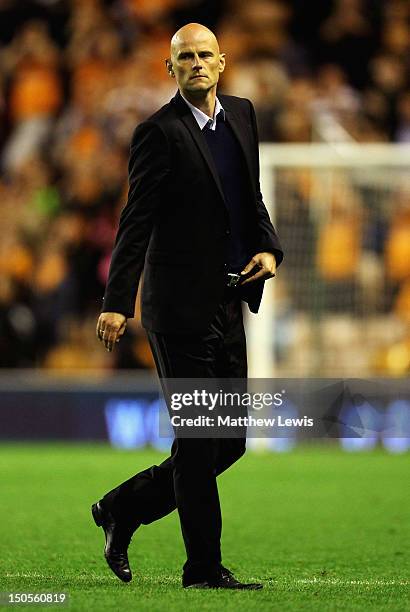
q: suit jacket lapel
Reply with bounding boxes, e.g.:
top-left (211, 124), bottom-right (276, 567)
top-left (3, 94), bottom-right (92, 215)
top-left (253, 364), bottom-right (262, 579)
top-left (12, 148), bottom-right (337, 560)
top-left (173, 92), bottom-right (226, 205)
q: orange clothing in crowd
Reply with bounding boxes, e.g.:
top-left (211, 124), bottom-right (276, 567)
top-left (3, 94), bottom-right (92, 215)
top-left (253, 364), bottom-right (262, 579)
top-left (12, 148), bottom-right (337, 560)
top-left (316, 215), bottom-right (360, 280)
top-left (126, 0), bottom-right (178, 21)
top-left (0, 241), bottom-right (33, 283)
top-left (10, 64), bottom-right (62, 121)
top-left (385, 213), bottom-right (410, 281)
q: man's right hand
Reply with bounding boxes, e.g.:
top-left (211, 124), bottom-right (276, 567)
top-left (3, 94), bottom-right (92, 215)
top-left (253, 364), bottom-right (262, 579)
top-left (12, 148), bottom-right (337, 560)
top-left (96, 312), bottom-right (127, 352)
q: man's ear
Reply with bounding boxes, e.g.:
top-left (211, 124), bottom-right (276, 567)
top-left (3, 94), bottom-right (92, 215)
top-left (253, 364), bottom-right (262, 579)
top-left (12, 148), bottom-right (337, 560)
top-left (219, 53), bottom-right (226, 73)
top-left (165, 59), bottom-right (175, 76)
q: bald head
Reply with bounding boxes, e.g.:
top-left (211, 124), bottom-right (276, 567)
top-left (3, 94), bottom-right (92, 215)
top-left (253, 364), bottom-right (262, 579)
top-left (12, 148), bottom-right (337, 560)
top-left (167, 22), bottom-right (225, 102)
top-left (170, 23), bottom-right (220, 60)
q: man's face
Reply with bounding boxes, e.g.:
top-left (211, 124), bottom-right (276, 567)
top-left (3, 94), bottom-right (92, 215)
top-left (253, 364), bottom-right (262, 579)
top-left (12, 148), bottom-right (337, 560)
top-left (169, 31), bottom-right (225, 97)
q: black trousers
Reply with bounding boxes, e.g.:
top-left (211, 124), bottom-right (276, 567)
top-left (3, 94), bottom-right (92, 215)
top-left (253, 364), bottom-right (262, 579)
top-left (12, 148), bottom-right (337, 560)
top-left (102, 289), bottom-right (247, 581)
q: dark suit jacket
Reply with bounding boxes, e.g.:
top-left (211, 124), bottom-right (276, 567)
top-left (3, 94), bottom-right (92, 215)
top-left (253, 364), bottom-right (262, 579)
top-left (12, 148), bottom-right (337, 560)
top-left (102, 90), bottom-right (283, 333)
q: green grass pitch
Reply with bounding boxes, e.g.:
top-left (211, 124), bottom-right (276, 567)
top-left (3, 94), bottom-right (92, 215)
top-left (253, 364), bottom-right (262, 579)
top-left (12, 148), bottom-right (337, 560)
top-left (0, 444), bottom-right (409, 611)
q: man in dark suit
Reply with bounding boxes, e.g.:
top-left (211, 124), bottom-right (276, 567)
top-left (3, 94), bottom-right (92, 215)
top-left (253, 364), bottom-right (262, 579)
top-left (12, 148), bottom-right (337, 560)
top-left (93, 23), bottom-right (283, 590)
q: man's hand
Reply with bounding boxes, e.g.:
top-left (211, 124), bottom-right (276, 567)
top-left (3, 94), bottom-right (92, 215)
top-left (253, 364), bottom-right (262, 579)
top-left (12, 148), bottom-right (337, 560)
top-left (240, 252), bottom-right (276, 286)
top-left (96, 312), bottom-right (127, 352)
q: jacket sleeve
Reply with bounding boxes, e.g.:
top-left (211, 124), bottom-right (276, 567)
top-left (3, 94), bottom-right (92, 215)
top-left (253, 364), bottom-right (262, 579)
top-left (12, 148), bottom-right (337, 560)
top-left (101, 121), bottom-right (170, 317)
top-left (247, 99), bottom-right (284, 268)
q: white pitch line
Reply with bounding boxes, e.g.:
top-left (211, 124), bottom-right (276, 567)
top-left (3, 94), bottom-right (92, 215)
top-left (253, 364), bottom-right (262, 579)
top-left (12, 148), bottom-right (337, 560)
top-left (3, 574), bottom-right (54, 579)
top-left (3, 573), bottom-right (106, 581)
top-left (296, 579), bottom-right (409, 586)
top-left (3, 574), bottom-right (409, 587)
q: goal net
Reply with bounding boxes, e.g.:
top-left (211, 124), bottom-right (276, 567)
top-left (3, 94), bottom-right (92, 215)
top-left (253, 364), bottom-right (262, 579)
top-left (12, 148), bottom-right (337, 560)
top-left (246, 143), bottom-right (410, 379)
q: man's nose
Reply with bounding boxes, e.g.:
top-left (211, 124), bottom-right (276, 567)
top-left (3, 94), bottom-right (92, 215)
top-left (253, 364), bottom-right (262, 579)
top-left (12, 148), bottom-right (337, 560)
top-left (192, 53), bottom-right (202, 69)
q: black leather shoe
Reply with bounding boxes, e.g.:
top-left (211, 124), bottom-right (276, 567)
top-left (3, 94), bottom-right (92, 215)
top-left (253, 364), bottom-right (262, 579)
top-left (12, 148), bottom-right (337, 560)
top-left (92, 501), bottom-right (134, 583)
top-left (183, 566), bottom-right (263, 590)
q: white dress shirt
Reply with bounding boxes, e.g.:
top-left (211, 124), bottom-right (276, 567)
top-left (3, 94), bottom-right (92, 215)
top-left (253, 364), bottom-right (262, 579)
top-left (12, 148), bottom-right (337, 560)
top-left (181, 93), bottom-right (225, 131)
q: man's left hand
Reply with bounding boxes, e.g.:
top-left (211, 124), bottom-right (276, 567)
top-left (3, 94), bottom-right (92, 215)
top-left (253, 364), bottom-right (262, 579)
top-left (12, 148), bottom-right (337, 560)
top-left (240, 252), bottom-right (276, 285)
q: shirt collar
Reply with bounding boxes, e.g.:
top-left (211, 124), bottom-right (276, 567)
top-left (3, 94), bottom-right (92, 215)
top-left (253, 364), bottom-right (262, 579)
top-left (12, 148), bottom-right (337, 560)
top-left (180, 93), bottom-right (225, 131)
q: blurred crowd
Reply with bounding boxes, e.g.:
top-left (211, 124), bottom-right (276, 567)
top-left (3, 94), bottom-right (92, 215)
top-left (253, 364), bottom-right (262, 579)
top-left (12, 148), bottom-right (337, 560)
top-left (0, 0), bottom-right (409, 371)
